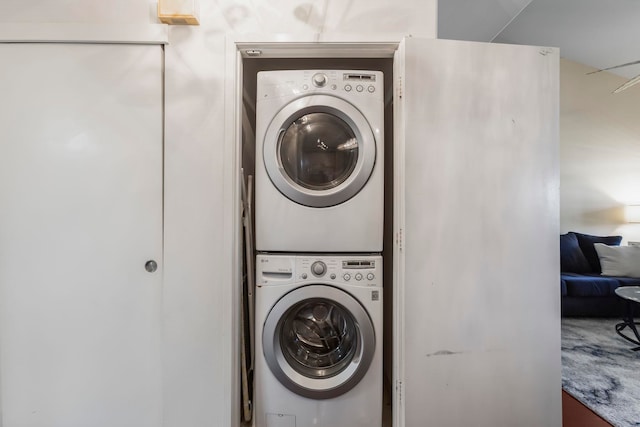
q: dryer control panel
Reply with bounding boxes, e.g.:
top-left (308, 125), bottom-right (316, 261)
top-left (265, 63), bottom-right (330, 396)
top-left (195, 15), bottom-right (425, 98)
top-left (257, 254), bottom-right (382, 288)
top-left (257, 69), bottom-right (384, 101)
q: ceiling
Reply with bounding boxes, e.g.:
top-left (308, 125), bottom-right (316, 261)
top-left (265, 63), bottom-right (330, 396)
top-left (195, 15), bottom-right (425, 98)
top-left (438, 0), bottom-right (640, 80)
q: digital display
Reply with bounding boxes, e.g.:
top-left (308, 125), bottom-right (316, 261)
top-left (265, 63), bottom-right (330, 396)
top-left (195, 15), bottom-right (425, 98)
top-left (343, 74), bottom-right (376, 81)
top-left (342, 260), bottom-right (375, 269)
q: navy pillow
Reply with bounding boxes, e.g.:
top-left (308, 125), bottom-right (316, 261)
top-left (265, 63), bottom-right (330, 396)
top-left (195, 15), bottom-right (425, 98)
top-left (559, 233), bottom-right (591, 273)
top-left (572, 232), bottom-right (623, 273)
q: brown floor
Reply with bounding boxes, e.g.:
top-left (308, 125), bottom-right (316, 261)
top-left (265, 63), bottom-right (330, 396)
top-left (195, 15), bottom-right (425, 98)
top-left (563, 390), bottom-right (612, 427)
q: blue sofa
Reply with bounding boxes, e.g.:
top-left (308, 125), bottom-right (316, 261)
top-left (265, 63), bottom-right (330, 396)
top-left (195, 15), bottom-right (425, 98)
top-left (561, 232), bottom-right (640, 317)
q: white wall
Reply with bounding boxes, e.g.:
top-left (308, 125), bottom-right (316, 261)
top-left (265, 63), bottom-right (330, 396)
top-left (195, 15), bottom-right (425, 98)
top-left (0, 2), bottom-right (436, 426)
top-left (560, 58), bottom-right (640, 244)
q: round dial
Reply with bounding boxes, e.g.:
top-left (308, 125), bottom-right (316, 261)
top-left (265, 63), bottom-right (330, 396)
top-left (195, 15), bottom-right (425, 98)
top-left (311, 261), bottom-right (327, 277)
top-left (312, 73), bottom-right (328, 87)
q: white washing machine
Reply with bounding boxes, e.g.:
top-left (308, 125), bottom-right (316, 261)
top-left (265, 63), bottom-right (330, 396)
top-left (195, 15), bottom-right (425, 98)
top-left (254, 254), bottom-right (383, 427)
top-left (255, 69), bottom-right (384, 252)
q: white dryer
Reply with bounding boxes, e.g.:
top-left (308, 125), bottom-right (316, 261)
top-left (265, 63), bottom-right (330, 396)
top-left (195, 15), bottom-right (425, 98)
top-left (255, 69), bottom-right (384, 252)
top-left (254, 254), bottom-right (383, 427)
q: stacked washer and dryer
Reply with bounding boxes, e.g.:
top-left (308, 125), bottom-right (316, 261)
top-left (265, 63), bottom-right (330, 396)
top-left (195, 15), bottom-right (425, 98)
top-left (254, 69), bottom-right (385, 427)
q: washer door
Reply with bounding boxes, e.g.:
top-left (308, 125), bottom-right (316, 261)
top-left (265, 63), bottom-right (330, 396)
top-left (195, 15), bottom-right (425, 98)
top-left (263, 95), bottom-right (377, 207)
top-left (262, 285), bottom-right (376, 399)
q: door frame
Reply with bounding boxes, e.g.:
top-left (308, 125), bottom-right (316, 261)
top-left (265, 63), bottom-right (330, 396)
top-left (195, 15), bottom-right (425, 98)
top-left (0, 23), bottom-right (168, 44)
top-left (224, 33), bottom-right (407, 427)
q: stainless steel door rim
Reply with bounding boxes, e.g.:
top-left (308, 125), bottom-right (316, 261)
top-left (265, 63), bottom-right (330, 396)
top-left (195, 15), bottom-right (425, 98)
top-left (262, 95), bottom-right (377, 208)
top-left (262, 284), bottom-right (376, 399)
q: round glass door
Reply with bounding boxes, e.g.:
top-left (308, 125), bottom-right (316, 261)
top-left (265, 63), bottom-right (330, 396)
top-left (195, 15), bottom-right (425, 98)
top-left (263, 285), bottom-right (375, 399)
top-left (280, 298), bottom-right (358, 379)
top-left (263, 95), bottom-right (377, 208)
top-left (279, 112), bottom-right (358, 192)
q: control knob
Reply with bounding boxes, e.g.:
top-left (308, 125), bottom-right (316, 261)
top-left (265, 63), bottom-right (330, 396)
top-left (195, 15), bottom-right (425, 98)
top-left (311, 261), bottom-right (327, 277)
top-left (312, 73), bottom-right (328, 87)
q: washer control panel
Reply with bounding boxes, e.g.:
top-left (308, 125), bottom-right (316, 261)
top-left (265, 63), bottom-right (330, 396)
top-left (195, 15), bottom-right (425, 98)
top-left (297, 256), bottom-right (381, 287)
top-left (257, 69), bottom-right (384, 100)
top-left (256, 254), bottom-right (382, 287)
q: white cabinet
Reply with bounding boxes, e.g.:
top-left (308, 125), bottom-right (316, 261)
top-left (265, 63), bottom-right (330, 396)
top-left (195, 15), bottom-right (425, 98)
top-left (394, 37), bottom-right (561, 426)
top-left (0, 43), bottom-right (163, 427)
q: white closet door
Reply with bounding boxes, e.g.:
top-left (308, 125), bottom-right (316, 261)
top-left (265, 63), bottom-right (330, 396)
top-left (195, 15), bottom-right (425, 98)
top-left (395, 38), bottom-right (561, 427)
top-left (0, 43), bottom-right (163, 427)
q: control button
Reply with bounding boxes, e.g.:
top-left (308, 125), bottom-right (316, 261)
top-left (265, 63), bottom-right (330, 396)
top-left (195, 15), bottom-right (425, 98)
top-left (311, 261), bottom-right (327, 277)
top-left (367, 273), bottom-right (375, 280)
top-left (312, 73), bottom-right (328, 87)
top-left (330, 273), bottom-right (336, 280)
top-left (355, 273), bottom-right (363, 281)
top-left (331, 84), bottom-right (337, 90)
top-left (356, 85), bottom-right (364, 92)
top-left (302, 84), bottom-right (309, 90)
top-left (344, 84), bottom-right (352, 92)
top-left (301, 273), bottom-right (307, 279)
top-left (367, 85), bottom-right (375, 93)
top-left (343, 273), bottom-right (351, 281)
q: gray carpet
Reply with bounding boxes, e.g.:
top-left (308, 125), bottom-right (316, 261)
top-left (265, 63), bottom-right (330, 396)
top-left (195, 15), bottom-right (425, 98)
top-left (562, 318), bottom-right (640, 427)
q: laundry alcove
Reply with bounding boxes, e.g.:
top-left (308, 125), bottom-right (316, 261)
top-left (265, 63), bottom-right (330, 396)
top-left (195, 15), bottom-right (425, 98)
top-left (232, 41), bottom-right (395, 427)
top-left (226, 35), bottom-right (561, 427)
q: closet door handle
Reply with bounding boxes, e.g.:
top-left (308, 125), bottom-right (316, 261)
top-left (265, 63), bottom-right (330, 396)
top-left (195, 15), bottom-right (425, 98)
top-left (145, 260), bottom-right (158, 273)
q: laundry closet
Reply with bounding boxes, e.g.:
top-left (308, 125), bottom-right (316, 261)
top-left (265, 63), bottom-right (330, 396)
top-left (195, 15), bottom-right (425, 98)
top-left (0, 18), bottom-right (561, 427)
top-left (239, 56), bottom-right (393, 427)
top-left (231, 36), bottom-right (561, 427)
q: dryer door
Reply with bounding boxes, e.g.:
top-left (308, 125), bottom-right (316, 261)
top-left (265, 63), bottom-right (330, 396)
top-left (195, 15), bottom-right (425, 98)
top-left (263, 95), bottom-right (377, 207)
top-left (262, 285), bottom-right (376, 399)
